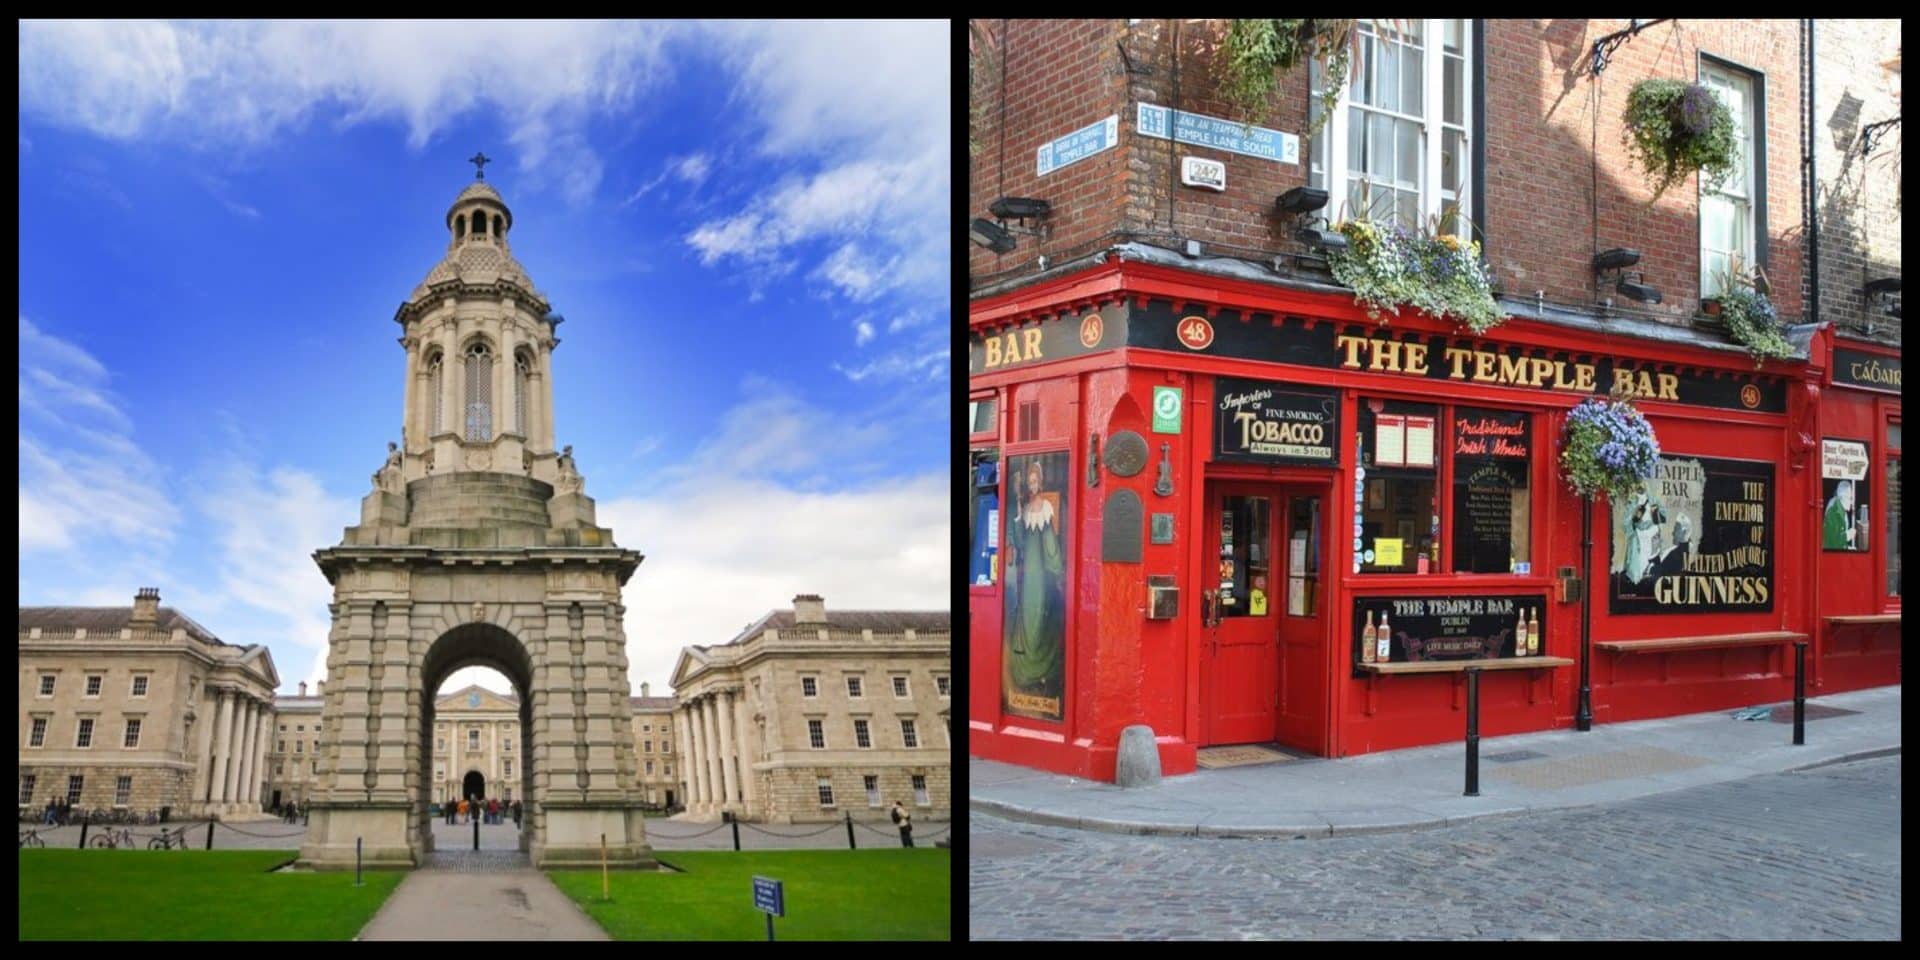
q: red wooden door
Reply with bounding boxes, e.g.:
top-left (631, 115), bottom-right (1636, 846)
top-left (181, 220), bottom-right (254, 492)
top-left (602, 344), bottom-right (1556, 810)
top-left (1275, 486), bottom-right (1327, 753)
top-left (1201, 483), bottom-right (1281, 745)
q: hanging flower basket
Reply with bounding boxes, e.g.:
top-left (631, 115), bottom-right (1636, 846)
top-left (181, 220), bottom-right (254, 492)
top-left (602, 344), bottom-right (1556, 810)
top-left (1560, 397), bottom-right (1661, 504)
top-left (1715, 275), bottom-right (1793, 367)
top-left (1327, 220), bottom-right (1507, 334)
top-left (1622, 79), bottom-right (1738, 200)
top-left (1218, 19), bottom-right (1358, 140)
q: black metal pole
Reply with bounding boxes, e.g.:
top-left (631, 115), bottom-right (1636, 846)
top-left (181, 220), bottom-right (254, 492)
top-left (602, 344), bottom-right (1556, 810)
top-left (766, 914), bottom-right (776, 942)
top-left (1576, 495), bottom-right (1595, 731)
top-left (1793, 640), bottom-right (1809, 745)
top-left (206, 821), bottom-right (215, 850)
top-left (356, 837), bottom-right (364, 887)
top-left (473, 813), bottom-right (479, 851)
top-left (845, 811), bottom-right (857, 850)
top-left (731, 818), bottom-right (741, 851)
top-left (77, 817), bottom-right (88, 850)
top-left (1464, 668), bottom-right (1481, 797)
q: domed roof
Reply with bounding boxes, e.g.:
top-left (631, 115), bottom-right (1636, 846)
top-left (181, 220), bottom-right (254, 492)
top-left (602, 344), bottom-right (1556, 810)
top-left (453, 180), bottom-right (505, 206)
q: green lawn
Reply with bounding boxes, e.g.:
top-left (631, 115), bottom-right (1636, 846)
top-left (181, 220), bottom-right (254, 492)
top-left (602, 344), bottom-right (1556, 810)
top-left (548, 849), bottom-right (950, 940)
top-left (19, 850), bottom-right (404, 940)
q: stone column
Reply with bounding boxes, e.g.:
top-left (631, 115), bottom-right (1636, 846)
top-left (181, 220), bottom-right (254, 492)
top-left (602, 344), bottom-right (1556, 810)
top-left (688, 701), bottom-right (709, 811)
top-left (209, 689), bottom-right (236, 803)
top-left (251, 709), bottom-right (274, 805)
top-left (234, 698), bottom-right (258, 811)
top-left (716, 688), bottom-right (741, 812)
top-left (194, 685), bottom-right (217, 807)
top-left (701, 696), bottom-right (724, 818)
top-left (441, 326), bottom-right (462, 439)
top-left (401, 337), bottom-right (418, 449)
top-left (538, 344), bottom-right (555, 452)
top-left (731, 688), bottom-right (754, 817)
top-left (490, 331), bottom-right (510, 442)
top-left (673, 710), bottom-right (691, 809)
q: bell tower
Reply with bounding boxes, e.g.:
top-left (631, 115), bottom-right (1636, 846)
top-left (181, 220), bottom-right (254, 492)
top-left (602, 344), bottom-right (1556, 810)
top-left (301, 161), bottom-right (653, 871)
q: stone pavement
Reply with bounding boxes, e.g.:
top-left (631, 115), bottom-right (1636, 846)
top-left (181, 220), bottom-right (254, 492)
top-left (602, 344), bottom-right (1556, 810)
top-left (972, 685), bottom-right (1900, 837)
top-left (356, 867), bottom-right (609, 940)
top-left (972, 754), bottom-right (1902, 939)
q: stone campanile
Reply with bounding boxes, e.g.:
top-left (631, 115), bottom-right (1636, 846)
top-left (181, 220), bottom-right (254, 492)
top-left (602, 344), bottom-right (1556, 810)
top-left (299, 161), bottom-right (654, 869)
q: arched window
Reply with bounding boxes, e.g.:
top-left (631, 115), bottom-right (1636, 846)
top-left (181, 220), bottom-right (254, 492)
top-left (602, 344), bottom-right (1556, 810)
top-left (514, 352), bottom-right (531, 436)
top-left (493, 215), bottom-right (503, 238)
top-left (456, 214), bottom-right (466, 239)
top-left (427, 351), bottom-right (444, 434)
top-left (474, 211), bottom-right (487, 235)
top-left (464, 342), bottom-right (492, 441)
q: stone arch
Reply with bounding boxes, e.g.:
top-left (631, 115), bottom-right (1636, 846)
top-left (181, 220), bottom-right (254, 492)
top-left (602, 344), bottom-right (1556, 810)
top-left (418, 622), bottom-right (536, 855)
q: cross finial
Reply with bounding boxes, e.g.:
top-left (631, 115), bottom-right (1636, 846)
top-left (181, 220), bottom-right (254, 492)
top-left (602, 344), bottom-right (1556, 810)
top-left (469, 152), bottom-right (491, 180)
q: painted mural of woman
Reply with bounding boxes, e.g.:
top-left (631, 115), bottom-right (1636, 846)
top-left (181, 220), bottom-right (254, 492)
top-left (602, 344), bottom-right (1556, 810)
top-left (1005, 456), bottom-right (1065, 711)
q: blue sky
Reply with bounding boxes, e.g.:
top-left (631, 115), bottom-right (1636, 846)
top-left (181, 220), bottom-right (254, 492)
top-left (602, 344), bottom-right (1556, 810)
top-left (19, 20), bottom-right (951, 697)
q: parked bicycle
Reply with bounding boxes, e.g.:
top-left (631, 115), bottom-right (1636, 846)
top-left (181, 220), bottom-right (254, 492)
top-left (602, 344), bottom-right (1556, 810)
top-left (147, 827), bottom-right (190, 850)
top-left (90, 827), bottom-right (137, 849)
top-left (19, 830), bottom-right (45, 849)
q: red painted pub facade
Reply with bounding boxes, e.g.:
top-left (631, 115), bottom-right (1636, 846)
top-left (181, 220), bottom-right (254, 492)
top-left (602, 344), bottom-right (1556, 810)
top-left (967, 20), bottom-right (1899, 782)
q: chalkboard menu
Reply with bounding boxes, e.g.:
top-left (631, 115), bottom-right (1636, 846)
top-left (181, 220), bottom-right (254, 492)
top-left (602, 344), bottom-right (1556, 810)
top-left (1351, 594), bottom-right (1546, 673)
top-left (1450, 408), bottom-right (1531, 574)
top-left (1214, 379), bottom-right (1340, 465)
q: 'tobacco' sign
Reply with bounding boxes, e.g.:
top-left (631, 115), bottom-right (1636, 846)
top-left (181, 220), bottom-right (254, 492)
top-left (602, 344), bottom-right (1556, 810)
top-left (1213, 378), bottom-right (1339, 465)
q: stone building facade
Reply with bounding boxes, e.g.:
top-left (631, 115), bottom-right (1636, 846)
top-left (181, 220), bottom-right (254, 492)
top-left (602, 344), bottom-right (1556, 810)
top-left (19, 589), bottom-right (279, 819)
top-left (428, 685), bottom-right (523, 804)
top-left (671, 595), bottom-right (950, 823)
top-left (264, 684), bottom-right (323, 810)
top-left (628, 683), bottom-right (680, 808)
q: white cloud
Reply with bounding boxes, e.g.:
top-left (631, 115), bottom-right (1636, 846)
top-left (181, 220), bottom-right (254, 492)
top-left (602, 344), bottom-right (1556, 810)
top-left (855, 319), bottom-right (876, 346)
top-left (831, 350), bottom-right (948, 384)
top-left (815, 242), bottom-right (896, 303)
top-left (19, 20), bottom-right (675, 204)
top-left (624, 151), bottom-right (716, 206)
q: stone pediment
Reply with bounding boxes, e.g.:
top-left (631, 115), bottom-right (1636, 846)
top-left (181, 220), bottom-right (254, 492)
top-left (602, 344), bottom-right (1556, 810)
top-left (434, 683), bottom-right (520, 713)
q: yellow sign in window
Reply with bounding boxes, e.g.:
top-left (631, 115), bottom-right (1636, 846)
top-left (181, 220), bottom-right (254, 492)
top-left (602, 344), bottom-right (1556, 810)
top-left (1374, 538), bottom-right (1403, 567)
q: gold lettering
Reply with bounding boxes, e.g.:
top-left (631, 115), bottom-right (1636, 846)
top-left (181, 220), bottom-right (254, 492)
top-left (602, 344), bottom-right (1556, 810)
top-left (1610, 368), bottom-right (1636, 398)
top-left (1023, 328), bottom-right (1043, 362)
top-left (1551, 360), bottom-right (1578, 390)
top-left (1530, 357), bottom-right (1556, 389)
top-left (1235, 410), bottom-right (1257, 448)
top-left (1499, 352), bottom-right (1530, 386)
top-left (1472, 351), bottom-right (1498, 383)
top-left (985, 336), bottom-right (1003, 369)
top-left (1658, 373), bottom-right (1679, 401)
top-left (1575, 364), bottom-right (1596, 392)
top-left (1445, 347), bottom-right (1473, 379)
top-left (1404, 342), bottom-right (1430, 375)
top-left (1372, 340), bottom-right (1402, 372)
top-left (1337, 335), bottom-right (1368, 369)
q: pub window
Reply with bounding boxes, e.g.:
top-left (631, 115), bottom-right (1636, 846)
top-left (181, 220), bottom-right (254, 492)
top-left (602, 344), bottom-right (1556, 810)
top-left (1889, 422), bottom-right (1902, 597)
top-left (1217, 494), bottom-right (1273, 615)
top-left (970, 397), bottom-right (998, 436)
top-left (970, 450), bottom-right (1000, 586)
top-left (1357, 399), bottom-right (1441, 573)
top-left (1451, 407), bottom-right (1533, 573)
top-left (1700, 60), bottom-right (1759, 297)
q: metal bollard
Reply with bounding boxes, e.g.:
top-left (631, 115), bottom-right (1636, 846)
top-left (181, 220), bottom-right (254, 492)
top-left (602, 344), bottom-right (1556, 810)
top-left (731, 817), bottom-right (741, 852)
top-left (206, 821), bottom-right (215, 850)
top-left (1793, 640), bottom-right (1809, 746)
top-left (845, 810), bottom-right (857, 850)
top-left (355, 837), bottom-right (364, 887)
top-left (1464, 667), bottom-right (1481, 797)
top-left (78, 817), bottom-right (88, 850)
top-left (473, 814), bottom-right (479, 851)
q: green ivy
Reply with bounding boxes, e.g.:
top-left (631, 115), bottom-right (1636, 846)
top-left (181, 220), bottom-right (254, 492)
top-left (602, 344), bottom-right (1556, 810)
top-left (1715, 281), bottom-right (1794, 367)
top-left (1327, 220), bottom-right (1507, 335)
top-left (1623, 79), bottom-right (1738, 201)
top-left (1218, 19), bottom-right (1352, 141)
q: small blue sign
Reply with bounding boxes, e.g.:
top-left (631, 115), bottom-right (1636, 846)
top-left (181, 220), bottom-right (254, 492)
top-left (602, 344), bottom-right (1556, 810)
top-left (1037, 115), bottom-right (1119, 177)
top-left (753, 875), bottom-right (785, 917)
top-left (1136, 103), bottom-right (1299, 165)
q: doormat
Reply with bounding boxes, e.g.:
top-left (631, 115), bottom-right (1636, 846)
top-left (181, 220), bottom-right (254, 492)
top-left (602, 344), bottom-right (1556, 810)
top-left (1768, 703), bottom-right (1863, 723)
top-left (1195, 744), bottom-right (1313, 769)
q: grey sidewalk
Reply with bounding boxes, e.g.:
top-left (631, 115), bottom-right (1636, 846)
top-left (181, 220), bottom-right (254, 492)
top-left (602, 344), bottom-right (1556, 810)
top-left (971, 685), bottom-right (1900, 838)
top-left (356, 867), bottom-right (609, 940)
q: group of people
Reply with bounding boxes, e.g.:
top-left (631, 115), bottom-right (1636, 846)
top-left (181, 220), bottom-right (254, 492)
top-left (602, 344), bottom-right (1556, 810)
top-left (445, 796), bottom-right (520, 828)
top-left (40, 798), bottom-right (73, 825)
top-left (277, 800), bottom-right (303, 824)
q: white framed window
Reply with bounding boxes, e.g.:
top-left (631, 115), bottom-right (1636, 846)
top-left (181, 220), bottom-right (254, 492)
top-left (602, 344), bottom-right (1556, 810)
top-left (807, 719), bottom-right (826, 749)
top-left (801, 676), bottom-right (818, 698)
top-left (1310, 19), bottom-right (1475, 239)
top-left (643, 740), bottom-right (652, 753)
top-left (468, 729), bottom-right (480, 751)
top-left (900, 719), bottom-right (919, 749)
top-left (854, 719), bottom-right (872, 749)
top-left (865, 774), bottom-right (882, 807)
top-left (816, 777), bottom-right (835, 807)
top-left (38, 675), bottom-right (55, 697)
top-left (464, 342), bottom-right (493, 441)
top-left (114, 775), bottom-right (132, 807)
top-left (891, 675), bottom-right (910, 698)
top-left (846, 675), bottom-right (864, 699)
top-left (504, 736), bottom-right (512, 752)
top-left (1700, 61), bottom-right (1757, 297)
top-left (936, 675), bottom-right (950, 698)
top-left (66, 775), bottom-right (84, 805)
top-left (665, 764), bottom-right (672, 776)
top-left (436, 738), bottom-right (445, 752)
top-left (913, 774), bottom-right (930, 806)
top-left (130, 675), bottom-right (149, 698)
top-left (645, 760), bottom-right (654, 775)
top-left (123, 718), bottom-right (141, 749)
top-left (295, 740), bottom-right (303, 753)
top-left (29, 717), bottom-right (48, 748)
top-left (76, 718), bottom-right (95, 749)
top-left (503, 758), bottom-right (512, 776)
top-left (20, 774), bottom-right (36, 806)
top-left (85, 674), bottom-right (103, 698)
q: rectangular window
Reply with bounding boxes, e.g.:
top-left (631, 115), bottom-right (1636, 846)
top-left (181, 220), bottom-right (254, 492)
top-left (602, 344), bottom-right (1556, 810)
top-left (76, 718), bottom-right (94, 749)
top-left (1311, 20), bottom-right (1475, 239)
top-left (643, 724), bottom-right (651, 732)
top-left (123, 718), bottom-right (141, 749)
top-left (29, 717), bottom-right (48, 748)
top-left (130, 675), bottom-right (149, 698)
top-left (970, 448), bottom-right (1001, 586)
top-left (865, 774), bottom-right (881, 807)
top-left (279, 740), bottom-right (287, 752)
top-left (643, 740), bottom-right (652, 753)
top-left (1359, 400), bottom-right (1441, 573)
top-left (913, 774), bottom-right (930, 806)
top-left (503, 759), bottom-right (512, 776)
top-left (846, 676), bottom-right (863, 698)
top-left (67, 775), bottom-right (84, 805)
top-left (969, 397), bottom-right (998, 436)
top-left (114, 776), bottom-right (132, 807)
top-left (85, 675), bottom-right (103, 698)
top-left (312, 761), bottom-right (317, 775)
top-left (19, 774), bottom-right (35, 806)
top-left (436, 738), bottom-right (445, 752)
top-left (892, 676), bottom-right (910, 698)
top-left (1451, 407), bottom-right (1533, 573)
top-left (295, 740), bottom-right (303, 753)
top-left (468, 730), bottom-right (480, 750)
top-left (1701, 61), bottom-right (1758, 297)
top-left (645, 760), bottom-right (654, 775)
top-left (854, 719), bottom-right (872, 749)
top-left (39, 675), bottom-right (55, 697)
top-left (1889, 422), bottom-right (1902, 597)
top-left (297, 725), bottom-right (304, 732)
top-left (936, 675), bottom-right (950, 697)
top-left (807, 719), bottom-right (825, 749)
top-left (665, 764), bottom-right (672, 776)
top-left (801, 676), bottom-right (817, 698)
top-left (900, 719), bottom-right (919, 749)
top-left (816, 777), bottom-right (835, 807)
top-left (504, 737), bottom-right (512, 752)
top-left (276, 763), bottom-right (284, 776)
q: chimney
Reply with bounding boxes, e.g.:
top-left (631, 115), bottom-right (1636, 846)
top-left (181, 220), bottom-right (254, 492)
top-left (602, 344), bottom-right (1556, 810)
top-left (641, 682), bottom-right (651, 698)
top-left (793, 594), bottom-right (827, 624)
top-left (131, 587), bottom-right (161, 624)
top-left (317, 680), bottom-right (326, 696)
top-left (299, 681), bottom-right (308, 697)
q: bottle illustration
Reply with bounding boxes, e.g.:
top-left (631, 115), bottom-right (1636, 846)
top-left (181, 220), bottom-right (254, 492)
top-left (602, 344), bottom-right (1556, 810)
top-left (1362, 612), bottom-right (1377, 664)
top-left (1376, 611), bottom-right (1392, 662)
top-left (1527, 607), bottom-right (1541, 655)
top-left (1514, 608), bottom-right (1528, 657)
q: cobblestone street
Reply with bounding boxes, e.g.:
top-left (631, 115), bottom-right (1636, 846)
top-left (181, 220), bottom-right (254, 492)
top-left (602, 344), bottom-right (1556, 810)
top-left (971, 756), bottom-right (1901, 940)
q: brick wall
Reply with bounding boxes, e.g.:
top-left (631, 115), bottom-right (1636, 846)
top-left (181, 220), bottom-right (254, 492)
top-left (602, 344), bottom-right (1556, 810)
top-left (1810, 20), bottom-right (1901, 339)
top-left (970, 19), bottom-right (1813, 325)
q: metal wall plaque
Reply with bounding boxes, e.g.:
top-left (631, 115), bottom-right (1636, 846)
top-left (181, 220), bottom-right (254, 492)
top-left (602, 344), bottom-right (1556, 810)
top-left (1150, 512), bottom-right (1175, 544)
top-left (1102, 489), bottom-right (1144, 563)
top-left (1105, 430), bottom-right (1148, 477)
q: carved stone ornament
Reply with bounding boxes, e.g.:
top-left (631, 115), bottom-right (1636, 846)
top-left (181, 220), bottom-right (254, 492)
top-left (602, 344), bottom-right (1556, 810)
top-left (465, 446), bottom-right (492, 471)
top-left (471, 601), bottom-right (485, 623)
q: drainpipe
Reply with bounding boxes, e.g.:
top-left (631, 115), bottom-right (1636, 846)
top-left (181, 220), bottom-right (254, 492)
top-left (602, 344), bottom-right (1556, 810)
top-left (1804, 19), bottom-right (1819, 328)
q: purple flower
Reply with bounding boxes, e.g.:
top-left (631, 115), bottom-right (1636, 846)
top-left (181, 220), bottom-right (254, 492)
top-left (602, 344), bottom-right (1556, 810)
top-left (1677, 84), bottom-right (1718, 137)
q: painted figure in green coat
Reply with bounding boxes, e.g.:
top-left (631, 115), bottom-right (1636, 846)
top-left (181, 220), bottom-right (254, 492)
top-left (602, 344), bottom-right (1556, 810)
top-left (1823, 479), bottom-right (1858, 550)
top-left (1005, 458), bottom-right (1064, 702)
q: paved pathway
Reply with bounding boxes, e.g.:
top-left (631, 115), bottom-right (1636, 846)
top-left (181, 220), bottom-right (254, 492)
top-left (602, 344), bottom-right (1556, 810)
top-left (358, 864), bottom-right (608, 940)
top-left (972, 755), bottom-right (1901, 940)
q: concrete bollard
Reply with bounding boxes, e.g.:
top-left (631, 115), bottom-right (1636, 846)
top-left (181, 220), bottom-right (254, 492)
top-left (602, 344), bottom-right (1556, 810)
top-left (1115, 725), bottom-right (1163, 788)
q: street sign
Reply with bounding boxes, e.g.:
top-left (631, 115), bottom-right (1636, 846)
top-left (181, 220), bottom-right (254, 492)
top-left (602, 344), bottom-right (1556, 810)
top-left (753, 875), bottom-right (785, 917)
top-left (1136, 102), bottom-right (1300, 165)
top-left (1037, 115), bottom-right (1119, 177)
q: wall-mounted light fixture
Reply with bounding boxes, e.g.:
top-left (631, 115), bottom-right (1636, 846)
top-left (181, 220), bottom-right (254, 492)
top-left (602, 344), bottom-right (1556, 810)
top-left (1615, 274), bottom-right (1663, 304)
top-left (989, 197), bottom-right (1052, 220)
top-left (971, 196), bottom-right (1054, 255)
top-left (1275, 187), bottom-right (1345, 252)
top-left (1593, 248), bottom-right (1658, 303)
top-left (969, 218), bottom-right (1016, 254)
